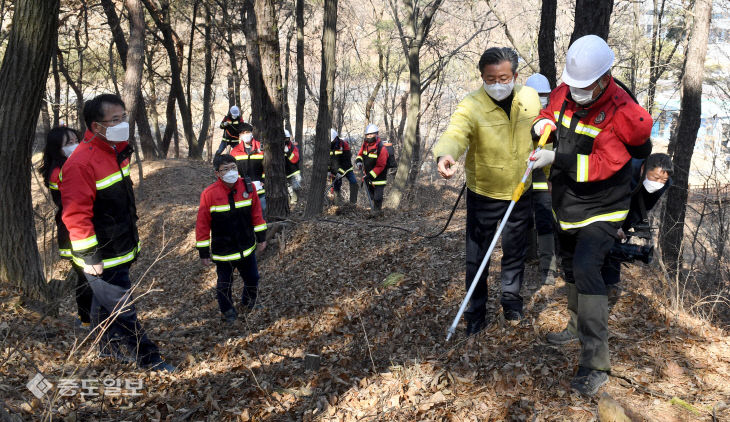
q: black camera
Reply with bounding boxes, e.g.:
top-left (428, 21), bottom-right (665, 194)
top-left (609, 242), bottom-right (654, 264)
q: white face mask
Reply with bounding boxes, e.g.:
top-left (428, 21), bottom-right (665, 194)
top-left (643, 178), bottom-right (665, 194)
top-left (62, 143), bottom-right (78, 157)
top-left (539, 96), bottom-right (549, 108)
top-left (483, 80), bottom-right (514, 101)
top-left (101, 121), bottom-right (129, 142)
top-left (569, 85), bottom-right (595, 105)
top-left (242, 133), bottom-right (253, 144)
top-left (220, 169), bottom-right (239, 184)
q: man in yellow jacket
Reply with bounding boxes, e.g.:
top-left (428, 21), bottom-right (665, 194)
top-left (433, 47), bottom-right (540, 335)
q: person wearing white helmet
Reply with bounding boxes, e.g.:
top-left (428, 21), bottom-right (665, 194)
top-left (525, 73), bottom-right (557, 286)
top-left (529, 35), bottom-right (653, 396)
top-left (217, 105), bottom-right (246, 154)
top-left (329, 128), bottom-right (358, 204)
top-left (525, 73), bottom-right (552, 109)
top-left (230, 122), bottom-right (267, 214)
top-left (283, 129), bottom-right (302, 204)
top-left (433, 47), bottom-right (541, 335)
top-left (355, 123), bottom-right (389, 211)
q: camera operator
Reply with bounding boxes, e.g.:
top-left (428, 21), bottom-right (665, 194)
top-left (602, 153), bottom-right (673, 292)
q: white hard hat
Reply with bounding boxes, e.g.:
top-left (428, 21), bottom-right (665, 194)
top-left (284, 129), bottom-right (291, 138)
top-left (561, 35), bottom-right (614, 88)
top-left (230, 105), bottom-right (240, 117)
top-left (330, 128), bottom-right (338, 142)
top-left (525, 73), bottom-right (551, 94)
top-left (365, 123), bottom-right (379, 135)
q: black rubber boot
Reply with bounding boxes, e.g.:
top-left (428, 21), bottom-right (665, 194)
top-left (577, 293), bottom-right (610, 371)
top-left (546, 283), bottom-right (579, 345)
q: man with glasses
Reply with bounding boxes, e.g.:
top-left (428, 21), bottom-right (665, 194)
top-left (433, 47), bottom-right (541, 335)
top-left (196, 154), bottom-right (267, 324)
top-left (60, 94), bottom-right (174, 372)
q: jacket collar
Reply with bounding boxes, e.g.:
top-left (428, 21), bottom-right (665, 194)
top-left (82, 129), bottom-right (129, 154)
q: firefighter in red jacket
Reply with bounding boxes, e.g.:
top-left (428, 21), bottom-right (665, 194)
top-left (230, 123), bottom-right (266, 213)
top-left (330, 128), bottom-right (358, 204)
top-left (284, 129), bottom-right (302, 204)
top-left (40, 126), bottom-right (93, 328)
top-left (60, 94), bottom-right (173, 372)
top-left (355, 124), bottom-right (389, 211)
top-left (530, 36), bottom-right (652, 396)
top-left (196, 154), bottom-right (267, 324)
top-left (216, 105), bottom-right (246, 154)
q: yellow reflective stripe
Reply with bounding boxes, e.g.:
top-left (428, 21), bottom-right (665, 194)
top-left (235, 199), bottom-right (252, 208)
top-left (59, 249), bottom-right (72, 257)
top-left (334, 151), bottom-right (343, 155)
top-left (49, 182), bottom-right (59, 190)
top-left (369, 170), bottom-right (377, 178)
top-left (241, 243), bottom-right (257, 258)
top-left (96, 165), bottom-right (131, 190)
top-left (287, 170), bottom-right (301, 178)
top-left (72, 235), bottom-right (98, 250)
top-left (257, 189), bottom-right (265, 195)
top-left (248, 155), bottom-right (264, 160)
top-left (58, 171), bottom-right (63, 182)
top-left (371, 180), bottom-right (387, 186)
top-left (553, 111), bottom-right (602, 138)
top-left (533, 182), bottom-right (549, 190)
top-left (102, 249), bottom-right (137, 268)
top-left (196, 240), bottom-right (211, 248)
top-left (288, 152), bottom-right (296, 160)
top-left (576, 154), bottom-right (589, 182)
top-left (254, 223), bottom-right (267, 232)
top-left (235, 155), bottom-right (246, 161)
top-left (338, 167), bottom-right (353, 175)
top-left (212, 252), bottom-right (240, 261)
top-left (558, 210), bottom-right (629, 230)
top-left (210, 204), bottom-right (231, 212)
top-left (366, 153), bottom-right (378, 158)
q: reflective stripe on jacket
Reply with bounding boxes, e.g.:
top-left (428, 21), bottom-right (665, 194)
top-left (231, 139), bottom-right (266, 195)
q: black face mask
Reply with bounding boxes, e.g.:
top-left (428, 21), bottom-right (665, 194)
top-left (365, 137), bottom-right (376, 143)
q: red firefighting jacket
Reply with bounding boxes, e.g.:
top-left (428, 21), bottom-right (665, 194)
top-left (49, 166), bottom-right (72, 260)
top-left (60, 130), bottom-right (140, 268)
top-left (534, 77), bottom-right (652, 231)
top-left (355, 138), bottom-right (389, 185)
top-left (284, 140), bottom-right (300, 178)
top-left (230, 139), bottom-right (265, 195)
top-left (195, 177), bottom-right (267, 262)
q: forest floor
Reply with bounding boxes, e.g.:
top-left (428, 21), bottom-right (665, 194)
top-left (2, 159), bottom-right (729, 421)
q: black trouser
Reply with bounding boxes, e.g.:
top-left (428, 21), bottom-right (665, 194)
top-left (556, 222), bottom-right (616, 370)
top-left (72, 264), bottom-right (93, 324)
top-left (464, 188), bottom-right (532, 322)
top-left (366, 183), bottom-right (385, 210)
top-left (532, 190), bottom-right (554, 236)
top-left (601, 252), bottom-right (621, 286)
top-left (214, 253), bottom-right (259, 314)
top-left (86, 264), bottom-right (161, 366)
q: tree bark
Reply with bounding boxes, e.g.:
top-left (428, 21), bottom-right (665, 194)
top-left (122, 0), bottom-right (145, 195)
top-left (304, 0), bottom-right (337, 217)
top-left (101, 0), bottom-right (160, 159)
top-left (0, 0), bottom-right (60, 301)
top-left (244, 0), bottom-right (288, 217)
top-left (283, 24), bottom-right (294, 135)
top-left (659, 0), bottom-right (712, 276)
top-left (538, 0), bottom-right (557, 87)
top-left (196, 3), bottom-right (214, 155)
top-left (385, 0), bottom-right (444, 209)
top-left (142, 0), bottom-right (200, 158)
top-left (295, 0), bottom-right (306, 156)
top-left (241, 0), bottom-right (265, 132)
top-left (570, 0), bottom-right (614, 44)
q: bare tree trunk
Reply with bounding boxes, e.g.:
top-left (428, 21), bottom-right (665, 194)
top-left (142, 0), bottom-right (200, 158)
top-left (283, 25), bottom-right (294, 134)
top-left (161, 91), bottom-right (177, 158)
top-left (221, 2), bottom-right (241, 108)
top-left (0, 0), bottom-right (60, 301)
top-left (186, 1), bottom-right (198, 107)
top-left (295, 0), bottom-right (306, 156)
top-left (51, 51), bottom-right (61, 126)
top-left (241, 0), bottom-right (265, 132)
top-left (570, 0), bottom-right (614, 44)
top-left (659, 0), bottom-right (712, 276)
top-left (538, 0), bottom-right (557, 87)
top-left (122, 0), bottom-right (145, 196)
top-left (196, 3), bottom-right (214, 154)
top-left (304, 0), bottom-right (338, 217)
top-left (146, 46), bottom-right (163, 148)
top-left (101, 0), bottom-right (160, 160)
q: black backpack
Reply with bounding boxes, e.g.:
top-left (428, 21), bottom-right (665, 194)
top-left (378, 140), bottom-right (397, 170)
